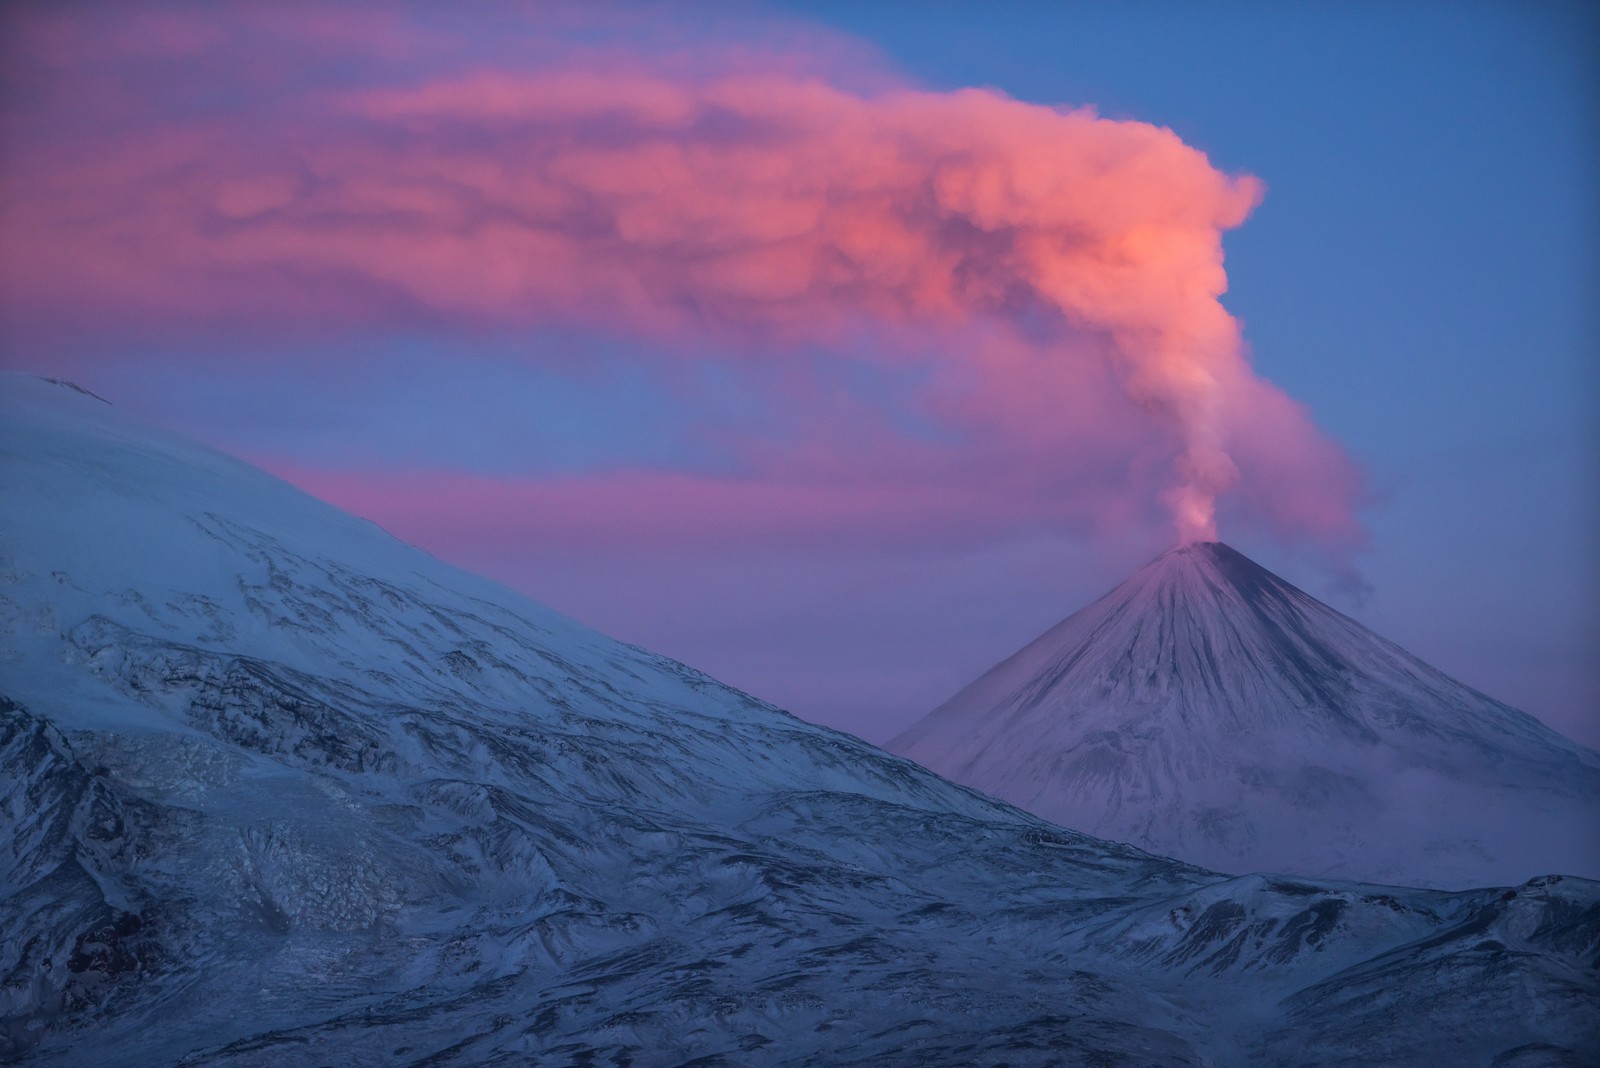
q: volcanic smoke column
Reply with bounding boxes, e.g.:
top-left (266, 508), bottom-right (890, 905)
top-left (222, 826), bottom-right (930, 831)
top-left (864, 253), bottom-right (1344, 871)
top-left (0, 5), bottom-right (1364, 550)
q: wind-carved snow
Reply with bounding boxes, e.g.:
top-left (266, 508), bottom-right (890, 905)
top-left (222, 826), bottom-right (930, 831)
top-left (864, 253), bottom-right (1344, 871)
top-left (890, 541), bottom-right (1600, 890)
top-left (1, 373), bottom-right (1597, 1066)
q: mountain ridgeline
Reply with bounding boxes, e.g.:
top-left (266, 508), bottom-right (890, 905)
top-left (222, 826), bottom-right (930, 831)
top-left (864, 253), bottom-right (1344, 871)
top-left (890, 541), bottom-right (1600, 889)
top-left (2, 374), bottom-right (1597, 1066)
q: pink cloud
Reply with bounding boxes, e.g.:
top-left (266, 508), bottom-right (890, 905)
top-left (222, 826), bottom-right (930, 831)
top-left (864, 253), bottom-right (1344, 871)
top-left (0, 4), bottom-right (1365, 554)
top-left (256, 458), bottom-right (1150, 555)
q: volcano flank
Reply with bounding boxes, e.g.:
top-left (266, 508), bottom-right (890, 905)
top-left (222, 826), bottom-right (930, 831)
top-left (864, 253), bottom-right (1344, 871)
top-left (890, 542), bottom-right (1600, 888)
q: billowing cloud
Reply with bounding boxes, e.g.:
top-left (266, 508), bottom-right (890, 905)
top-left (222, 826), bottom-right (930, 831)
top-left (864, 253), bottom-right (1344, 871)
top-left (0, 3), bottom-right (1366, 552)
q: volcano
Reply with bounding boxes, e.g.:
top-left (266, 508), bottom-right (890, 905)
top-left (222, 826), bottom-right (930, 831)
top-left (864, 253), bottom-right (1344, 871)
top-left (3, 374), bottom-right (1599, 1065)
top-left (889, 541), bottom-right (1600, 889)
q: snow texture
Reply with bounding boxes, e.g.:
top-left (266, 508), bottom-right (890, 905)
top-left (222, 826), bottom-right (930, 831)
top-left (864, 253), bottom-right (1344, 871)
top-left (2, 373), bottom-right (1597, 1066)
top-left (890, 540), bottom-right (1600, 890)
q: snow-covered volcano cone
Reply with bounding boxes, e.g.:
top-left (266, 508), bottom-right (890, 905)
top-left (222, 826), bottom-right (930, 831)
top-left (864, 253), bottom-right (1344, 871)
top-left (889, 542), bottom-right (1600, 888)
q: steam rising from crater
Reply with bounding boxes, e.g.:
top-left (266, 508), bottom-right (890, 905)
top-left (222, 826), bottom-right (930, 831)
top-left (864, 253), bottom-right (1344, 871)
top-left (0, 4), bottom-right (1365, 550)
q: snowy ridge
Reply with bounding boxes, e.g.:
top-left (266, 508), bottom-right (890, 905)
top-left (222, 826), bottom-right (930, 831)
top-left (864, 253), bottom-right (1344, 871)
top-left (2, 374), bottom-right (1597, 1065)
top-left (890, 541), bottom-right (1600, 888)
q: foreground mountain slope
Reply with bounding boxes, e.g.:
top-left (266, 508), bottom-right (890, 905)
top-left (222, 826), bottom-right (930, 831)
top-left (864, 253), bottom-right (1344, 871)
top-left (2, 374), bottom-right (1596, 1066)
top-left (889, 541), bottom-right (1600, 889)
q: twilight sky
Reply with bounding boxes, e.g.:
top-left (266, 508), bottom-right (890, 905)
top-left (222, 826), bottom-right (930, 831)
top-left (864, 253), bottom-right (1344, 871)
top-left (2, 1), bottom-right (1596, 746)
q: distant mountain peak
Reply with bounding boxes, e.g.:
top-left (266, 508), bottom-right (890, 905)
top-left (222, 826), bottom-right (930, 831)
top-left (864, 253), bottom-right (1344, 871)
top-left (1118, 541), bottom-right (1281, 599)
top-left (1165, 538), bottom-right (1226, 553)
top-left (890, 541), bottom-right (1600, 888)
top-left (1140, 540), bottom-right (1281, 588)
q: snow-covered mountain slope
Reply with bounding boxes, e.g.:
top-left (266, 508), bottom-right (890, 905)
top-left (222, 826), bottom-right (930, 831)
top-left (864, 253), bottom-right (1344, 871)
top-left (2, 373), bottom-right (1597, 1066)
top-left (890, 541), bottom-right (1600, 890)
